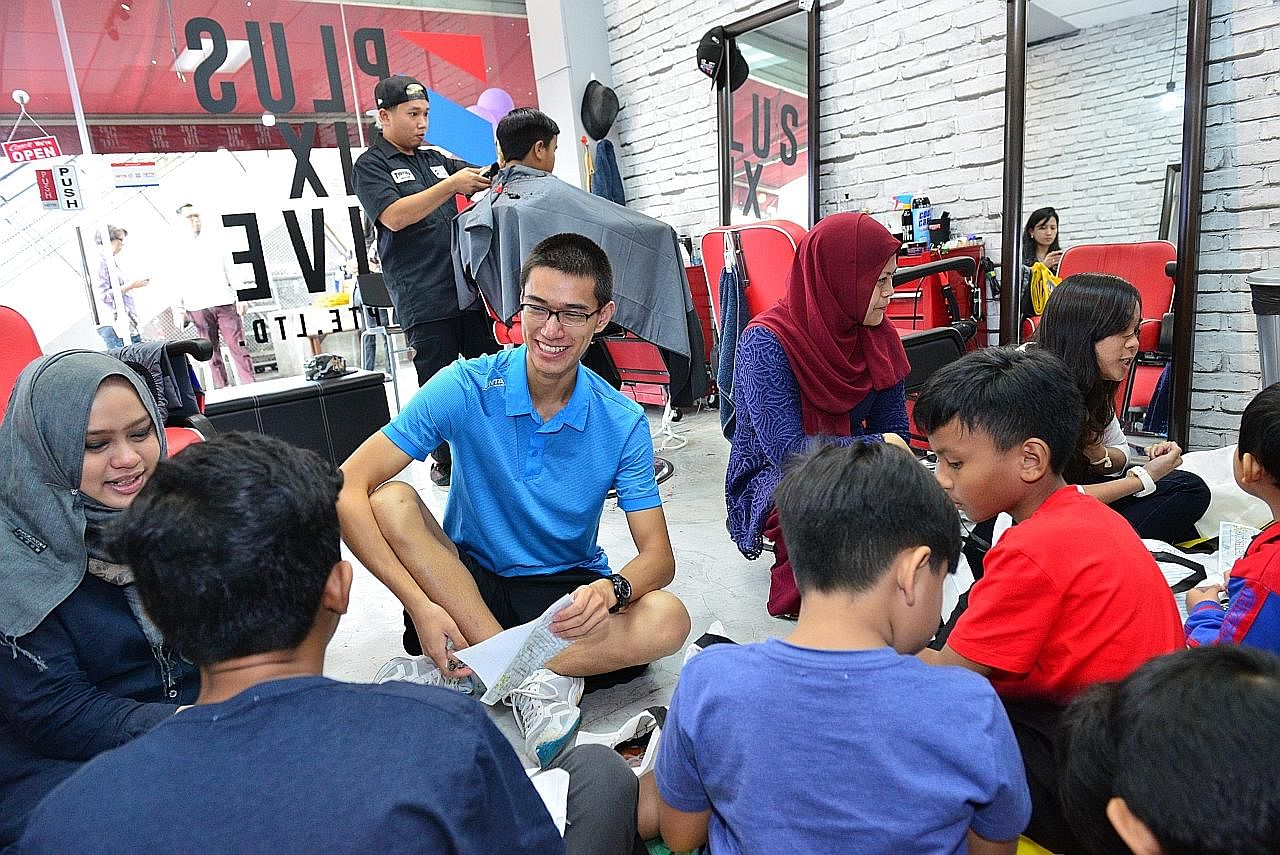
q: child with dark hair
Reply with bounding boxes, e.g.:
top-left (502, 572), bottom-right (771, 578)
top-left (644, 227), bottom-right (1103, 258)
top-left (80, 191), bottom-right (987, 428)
top-left (1185, 382), bottom-right (1280, 652)
top-left (657, 443), bottom-right (1031, 854)
top-left (1058, 645), bottom-right (1280, 855)
top-left (496, 107), bottom-right (560, 172)
top-left (18, 433), bottom-right (567, 853)
top-left (914, 347), bottom-right (1183, 851)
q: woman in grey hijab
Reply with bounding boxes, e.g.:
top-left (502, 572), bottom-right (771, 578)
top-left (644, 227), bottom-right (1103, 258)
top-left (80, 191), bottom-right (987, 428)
top-left (0, 350), bottom-right (199, 847)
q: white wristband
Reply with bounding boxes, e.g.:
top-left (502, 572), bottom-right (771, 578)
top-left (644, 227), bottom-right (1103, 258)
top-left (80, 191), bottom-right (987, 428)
top-left (1131, 465), bottom-right (1157, 497)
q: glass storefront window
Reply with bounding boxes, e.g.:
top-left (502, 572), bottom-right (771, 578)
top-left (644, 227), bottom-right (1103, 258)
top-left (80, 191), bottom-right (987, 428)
top-left (0, 0), bottom-right (535, 384)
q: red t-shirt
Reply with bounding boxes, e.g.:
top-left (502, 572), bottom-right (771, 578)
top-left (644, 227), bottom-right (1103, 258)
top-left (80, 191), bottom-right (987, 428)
top-left (949, 486), bottom-right (1184, 704)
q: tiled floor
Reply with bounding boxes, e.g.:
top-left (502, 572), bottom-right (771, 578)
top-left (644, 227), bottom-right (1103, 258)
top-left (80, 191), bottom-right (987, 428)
top-left (325, 400), bottom-right (792, 753)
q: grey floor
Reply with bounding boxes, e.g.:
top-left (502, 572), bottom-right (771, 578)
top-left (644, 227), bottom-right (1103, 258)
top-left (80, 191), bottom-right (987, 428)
top-left (325, 395), bottom-right (791, 755)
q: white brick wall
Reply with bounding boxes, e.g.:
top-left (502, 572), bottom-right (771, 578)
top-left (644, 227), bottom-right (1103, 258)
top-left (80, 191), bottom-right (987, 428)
top-left (1189, 0), bottom-right (1280, 449)
top-left (1023, 13), bottom-right (1185, 246)
top-left (602, 0), bottom-right (1008, 254)
top-left (601, 0), bottom-right (1280, 448)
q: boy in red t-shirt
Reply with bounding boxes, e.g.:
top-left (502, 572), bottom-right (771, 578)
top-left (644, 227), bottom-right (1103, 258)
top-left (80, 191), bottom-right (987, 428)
top-left (913, 347), bottom-right (1183, 852)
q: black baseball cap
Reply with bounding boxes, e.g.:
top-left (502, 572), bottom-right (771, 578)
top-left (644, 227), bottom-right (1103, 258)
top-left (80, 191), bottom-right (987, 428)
top-left (696, 27), bottom-right (750, 92)
top-left (374, 75), bottom-right (428, 110)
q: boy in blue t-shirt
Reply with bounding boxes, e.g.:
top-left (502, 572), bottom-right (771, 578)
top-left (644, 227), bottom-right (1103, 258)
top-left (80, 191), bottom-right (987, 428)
top-left (1186, 383), bottom-right (1280, 652)
top-left (17, 433), bottom-right (581, 854)
top-left (655, 443), bottom-right (1030, 854)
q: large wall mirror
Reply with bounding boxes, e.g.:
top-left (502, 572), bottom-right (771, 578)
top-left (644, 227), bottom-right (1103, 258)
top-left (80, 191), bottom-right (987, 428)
top-left (1002, 0), bottom-right (1209, 446)
top-left (715, 1), bottom-right (819, 227)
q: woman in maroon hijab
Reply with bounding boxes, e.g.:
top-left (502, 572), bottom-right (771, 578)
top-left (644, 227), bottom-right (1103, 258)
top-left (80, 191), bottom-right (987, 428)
top-left (725, 213), bottom-right (912, 616)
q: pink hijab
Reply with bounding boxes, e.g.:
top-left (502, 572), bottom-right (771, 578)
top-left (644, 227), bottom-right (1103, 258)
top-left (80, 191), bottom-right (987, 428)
top-left (749, 212), bottom-right (910, 436)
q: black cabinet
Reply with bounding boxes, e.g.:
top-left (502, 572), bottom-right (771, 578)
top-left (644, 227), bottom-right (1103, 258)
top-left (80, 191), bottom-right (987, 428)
top-left (203, 370), bottom-right (391, 467)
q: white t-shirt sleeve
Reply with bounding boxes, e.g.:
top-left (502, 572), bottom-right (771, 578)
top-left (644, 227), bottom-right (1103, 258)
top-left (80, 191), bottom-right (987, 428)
top-left (1101, 415), bottom-right (1127, 454)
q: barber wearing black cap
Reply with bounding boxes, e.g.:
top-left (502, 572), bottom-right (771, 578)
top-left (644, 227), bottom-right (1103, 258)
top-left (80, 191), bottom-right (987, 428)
top-left (354, 75), bottom-right (497, 486)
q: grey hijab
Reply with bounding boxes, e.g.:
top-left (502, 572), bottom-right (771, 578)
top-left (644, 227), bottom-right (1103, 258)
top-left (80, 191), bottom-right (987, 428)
top-left (0, 350), bottom-right (167, 641)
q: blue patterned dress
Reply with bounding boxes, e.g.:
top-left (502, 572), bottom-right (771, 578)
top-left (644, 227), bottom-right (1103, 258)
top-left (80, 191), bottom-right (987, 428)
top-left (725, 325), bottom-right (908, 558)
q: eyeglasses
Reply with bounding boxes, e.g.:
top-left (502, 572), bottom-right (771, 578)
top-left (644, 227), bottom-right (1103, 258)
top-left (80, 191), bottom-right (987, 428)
top-left (519, 303), bottom-right (601, 328)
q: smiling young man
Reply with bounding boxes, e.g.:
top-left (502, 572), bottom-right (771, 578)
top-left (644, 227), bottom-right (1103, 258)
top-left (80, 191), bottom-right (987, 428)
top-left (353, 75), bottom-right (497, 485)
top-left (339, 233), bottom-right (690, 767)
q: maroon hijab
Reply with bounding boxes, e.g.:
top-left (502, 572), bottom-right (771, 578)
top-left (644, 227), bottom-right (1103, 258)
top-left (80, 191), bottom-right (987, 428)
top-left (750, 212), bottom-right (910, 436)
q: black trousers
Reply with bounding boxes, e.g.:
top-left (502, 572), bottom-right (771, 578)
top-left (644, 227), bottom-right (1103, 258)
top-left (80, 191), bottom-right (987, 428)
top-left (1106, 468), bottom-right (1211, 545)
top-left (404, 309), bottom-right (498, 472)
top-left (1002, 700), bottom-right (1079, 852)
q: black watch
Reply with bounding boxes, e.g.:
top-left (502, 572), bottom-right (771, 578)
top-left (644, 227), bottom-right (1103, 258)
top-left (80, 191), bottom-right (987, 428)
top-left (608, 574), bottom-right (632, 613)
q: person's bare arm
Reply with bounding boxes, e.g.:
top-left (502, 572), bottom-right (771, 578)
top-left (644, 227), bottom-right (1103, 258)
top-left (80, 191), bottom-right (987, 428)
top-left (337, 432), bottom-right (468, 669)
top-left (378, 168), bottom-right (489, 231)
top-left (1079, 470), bottom-right (1147, 504)
top-left (658, 801), bottom-right (711, 854)
top-left (551, 506), bottom-right (675, 640)
top-left (618, 506), bottom-right (676, 597)
top-left (1082, 440), bottom-right (1127, 474)
top-left (967, 828), bottom-right (1018, 855)
top-left (917, 644), bottom-right (994, 677)
top-left (1081, 441), bottom-right (1182, 505)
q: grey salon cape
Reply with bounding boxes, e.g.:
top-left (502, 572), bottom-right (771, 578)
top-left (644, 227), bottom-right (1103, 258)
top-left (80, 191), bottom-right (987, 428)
top-left (452, 164), bottom-right (697, 362)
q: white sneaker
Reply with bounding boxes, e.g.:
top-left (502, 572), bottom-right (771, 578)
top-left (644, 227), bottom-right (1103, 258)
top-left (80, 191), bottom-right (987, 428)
top-left (374, 655), bottom-right (478, 695)
top-left (504, 668), bottom-right (584, 768)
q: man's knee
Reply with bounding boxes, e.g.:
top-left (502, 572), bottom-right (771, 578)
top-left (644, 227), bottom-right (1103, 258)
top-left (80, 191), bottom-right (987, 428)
top-left (368, 480), bottom-right (422, 525)
top-left (632, 590), bottom-right (691, 658)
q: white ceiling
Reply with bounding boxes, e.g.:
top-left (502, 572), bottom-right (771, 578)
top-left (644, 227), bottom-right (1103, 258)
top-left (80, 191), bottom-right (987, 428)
top-left (1029, 0), bottom-right (1178, 43)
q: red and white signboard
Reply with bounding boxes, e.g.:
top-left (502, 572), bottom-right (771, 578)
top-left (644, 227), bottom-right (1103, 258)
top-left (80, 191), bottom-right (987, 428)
top-left (3, 135), bottom-right (62, 164)
top-left (110, 160), bottom-right (159, 188)
top-left (34, 165), bottom-right (82, 211)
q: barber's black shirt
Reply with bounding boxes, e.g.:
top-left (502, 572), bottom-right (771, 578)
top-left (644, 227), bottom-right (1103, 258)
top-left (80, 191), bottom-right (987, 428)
top-left (353, 134), bottom-right (475, 329)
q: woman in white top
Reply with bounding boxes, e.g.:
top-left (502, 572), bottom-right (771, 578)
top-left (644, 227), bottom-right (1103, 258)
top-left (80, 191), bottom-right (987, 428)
top-left (1034, 273), bottom-right (1209, 543)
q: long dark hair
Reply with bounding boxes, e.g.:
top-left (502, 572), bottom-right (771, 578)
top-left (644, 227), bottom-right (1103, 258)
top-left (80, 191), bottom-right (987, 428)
top-left (1034, 273), bottom-right (1140, 482)
top-left (1021, 207), bottom-right (1060, 265)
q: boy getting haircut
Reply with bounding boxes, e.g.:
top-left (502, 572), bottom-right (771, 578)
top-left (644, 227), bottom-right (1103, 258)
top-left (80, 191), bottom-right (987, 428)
top-left (19, 433), bottom-right (564, 854)
top-left (496, 107), bottom-right (559, 163)
top-left (656, 443), bottom-right (1031, 855)
top-left (913, 347), bottom-right (1183, 852)
top-left (1059, 645), bottom-right (1280, 855)
top-left (1185, 381), bottom-right (1280, 651)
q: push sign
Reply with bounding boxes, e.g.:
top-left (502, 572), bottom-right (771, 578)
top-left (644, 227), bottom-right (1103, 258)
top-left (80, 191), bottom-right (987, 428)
top-left (34, 165), bottom-right (83, 211)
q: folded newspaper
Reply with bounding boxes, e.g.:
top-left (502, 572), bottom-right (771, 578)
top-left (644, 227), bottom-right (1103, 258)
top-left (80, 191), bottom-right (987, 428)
top-left (454, 592), bottom-right (573, 704)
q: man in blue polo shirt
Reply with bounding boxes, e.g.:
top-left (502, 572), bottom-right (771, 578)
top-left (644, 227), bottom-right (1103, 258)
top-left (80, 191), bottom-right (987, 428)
top-left (339, 233), bottom-right (690, 767)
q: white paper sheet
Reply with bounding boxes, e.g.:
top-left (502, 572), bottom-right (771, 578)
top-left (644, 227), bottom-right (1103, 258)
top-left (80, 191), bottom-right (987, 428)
top-left (454, 592), bottom-right (573, 704)
top-left (1220, 520), bottom-right (1262, 580)
top-left (526, 768), bottom-right (570, 835)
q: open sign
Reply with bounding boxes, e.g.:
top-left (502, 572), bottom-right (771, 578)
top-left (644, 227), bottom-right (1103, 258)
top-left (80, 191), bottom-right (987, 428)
top-left (3, 135), bottom-right (62, 164)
